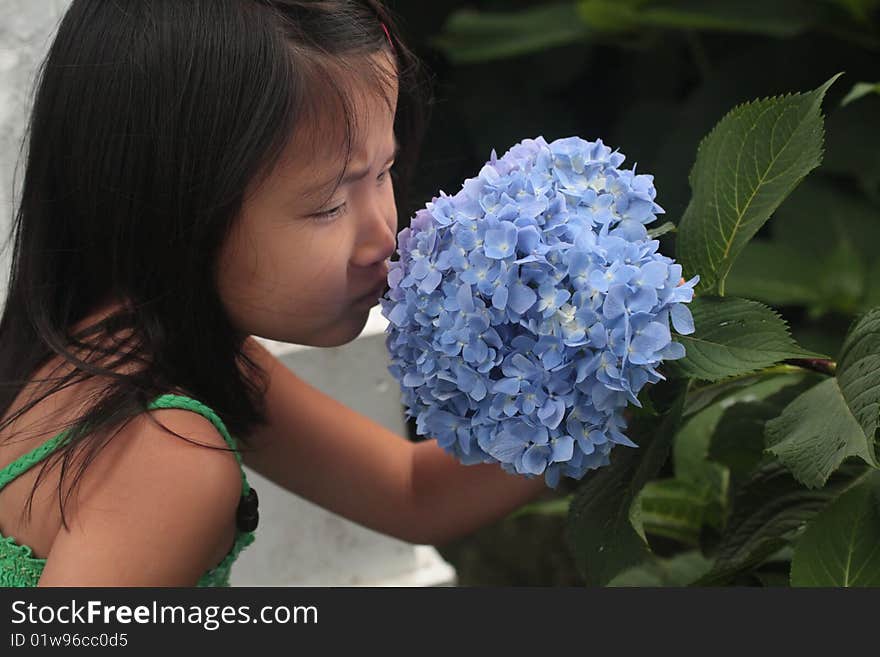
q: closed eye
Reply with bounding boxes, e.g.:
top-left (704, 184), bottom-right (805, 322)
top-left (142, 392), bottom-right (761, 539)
top-left (310, 161), bottom-right (395, 224)
top-left (378, 161), bottom-right (395, 184)
top-left (311, 202), bottom-right (347, 223)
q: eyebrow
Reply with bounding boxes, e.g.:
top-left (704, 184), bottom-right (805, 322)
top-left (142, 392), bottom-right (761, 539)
top-left (314, 139), bottom-right (400, 196)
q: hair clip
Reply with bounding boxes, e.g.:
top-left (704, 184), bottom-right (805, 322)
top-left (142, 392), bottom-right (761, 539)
top-left (236, 486), bottom-right (259, 533)
top-left (380, 22), bottom-right (396, 54)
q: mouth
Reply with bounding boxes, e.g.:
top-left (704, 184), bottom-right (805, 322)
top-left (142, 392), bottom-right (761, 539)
top-left (352, 260), bottom-right (391, 305)
top-left (355, 279), bottom-right (388, 304)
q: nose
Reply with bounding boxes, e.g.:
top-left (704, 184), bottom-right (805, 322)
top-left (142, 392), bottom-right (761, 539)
top-left (353, 201), bottom-right (397, 268)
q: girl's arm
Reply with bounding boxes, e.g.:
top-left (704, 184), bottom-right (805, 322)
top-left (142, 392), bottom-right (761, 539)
top-left (409, 440), bottom-right (549, 545)
top-left (240, 337), bottom-right (549, 546)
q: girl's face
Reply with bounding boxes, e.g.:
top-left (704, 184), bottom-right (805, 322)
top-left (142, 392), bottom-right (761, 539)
top-left (216, 52), bottom-right (399, 347)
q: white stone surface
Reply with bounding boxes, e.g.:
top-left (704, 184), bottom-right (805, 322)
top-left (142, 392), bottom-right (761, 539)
top-left (0, 0), bottom-right (71, 296)
top-left (0, 1), bottom-right (456, 587)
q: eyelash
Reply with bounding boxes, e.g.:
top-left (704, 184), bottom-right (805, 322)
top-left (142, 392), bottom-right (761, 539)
top-left (312, 203), bottom-right (347, 223)
top-left (311, 165), bottom-right (395, 224)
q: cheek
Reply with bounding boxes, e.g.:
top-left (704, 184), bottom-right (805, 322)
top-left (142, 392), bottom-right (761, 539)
top-left (215, 228), bottom-right (257, 296)
top-left (217, 224), bottom-right (308, 298)
top-left (280, 231), bottom-right (351, 294)
top-left (223, 209), bottom-right (369, 309)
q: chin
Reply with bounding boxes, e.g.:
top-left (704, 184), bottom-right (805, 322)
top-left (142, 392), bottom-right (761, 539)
top-left (304, 313), bottom-right (369, 348)
top-left (249, 307), bottom-right (370, 348)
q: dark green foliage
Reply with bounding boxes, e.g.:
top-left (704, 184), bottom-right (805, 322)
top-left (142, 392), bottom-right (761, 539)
top-left (393, 0), bottom-right (880, 586)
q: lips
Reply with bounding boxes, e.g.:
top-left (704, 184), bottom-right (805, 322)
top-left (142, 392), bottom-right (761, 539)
top-left (355, 271), bottom-right (390, 302)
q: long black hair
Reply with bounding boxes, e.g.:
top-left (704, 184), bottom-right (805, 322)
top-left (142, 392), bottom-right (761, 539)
top-left (0, 0), bottom-right (432, 529)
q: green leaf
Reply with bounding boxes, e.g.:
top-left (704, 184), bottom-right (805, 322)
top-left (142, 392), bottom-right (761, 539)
top-left (770, 177), bottom-right (880, 265)
top-left (708, 374), bottom-right (819, 484)
top-left (724, 242), bottom-right (824, 308)
top-left (675, 296), bottom-right (825, 381)
top-left (508, 495), bottom-right (572, 520)
top-left (818, 238), bottom-right (866, 315)
top-left (726, 177), bottom-right (880, 316)
top-left (634, 477), bottom-right (721, 545)
top-left (837, 307), bottom-right (880, 438)
top-left (682, 370), bottom-right (801, 417)
top-left (633, 386), bottom-right (661, 418)
top-left (676, 74), bottom-right (840, 294)
top-left (671, 426), bottom-right (731, 541)
top-left (764, 379), bottom-right (880, 488)
top-left (629, 0), bottom-right (815, 36)
top-left (790, 470), bottom-right (880, 586)
top-left (861, 259), bottom-right (880, 311)
top-left (566, 384), bottom-right (686, 586)
top-left (765, 308), bottom-right (880, 488)
top-left (840, 81), bottom-right (880, 107)
top-left (607, 550), bottom-right (714, 587)
top-left (828, 0), bottom-right (880, 24)
top-left (576, 0), bottom-right (815, 37)
top-left (675, 400), bottom-right (724, 477)
top-left (726, 183), bottom-right (880, 316)
top-left (432, 4), bottom-right (588, 64)
top-left (672, 374), bottom-right (814, 542)
top-left (647, 220), bottom-right (676, 239)
top-left (575, 0), bottom-right (644, 32)
top-left (753, 570), bottom-right (791, 587)
top-left (691, 458), bottom-right (869, 585)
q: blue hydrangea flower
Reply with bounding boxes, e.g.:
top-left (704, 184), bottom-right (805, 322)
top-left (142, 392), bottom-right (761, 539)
top-left (381, 136), bottom-right (698, 488)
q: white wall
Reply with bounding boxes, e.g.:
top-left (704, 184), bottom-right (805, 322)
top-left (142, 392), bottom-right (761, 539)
top-left (0, 0), bottom-right (70, 304)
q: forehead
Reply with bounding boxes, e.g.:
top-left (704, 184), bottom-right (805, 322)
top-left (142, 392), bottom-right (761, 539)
top-left (275, 52), bottom-right (398, 188)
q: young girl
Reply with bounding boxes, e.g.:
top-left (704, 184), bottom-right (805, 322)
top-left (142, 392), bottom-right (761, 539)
top-left (0, 0), bottom-right (548, 587)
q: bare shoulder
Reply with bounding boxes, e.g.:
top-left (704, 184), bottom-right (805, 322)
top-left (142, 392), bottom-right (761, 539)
top-left (38, 407), bottom-right (242, 586)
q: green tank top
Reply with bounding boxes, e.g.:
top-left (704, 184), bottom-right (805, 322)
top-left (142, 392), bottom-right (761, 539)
top-left (0, 393), bottom-right (257, 587)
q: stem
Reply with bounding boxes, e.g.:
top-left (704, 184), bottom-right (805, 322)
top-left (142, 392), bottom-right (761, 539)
top-left (706, 363), bottom-right (803, 386)
top-left (755, 363), bottom-right (804, 377)
top-left (840, 467), bottom-right (878, 497)
top-left (783, 358), bottom-right (837, 376)
top-left (684, 364), bottom-right (801, 408)
top-left (688, 361), bottom-right (835, 399)
top-left (684, 361), bottom-right (836, 416)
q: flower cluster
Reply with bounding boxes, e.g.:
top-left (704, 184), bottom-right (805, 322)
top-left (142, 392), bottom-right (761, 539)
top-left (380, 136), bottom-right (698, 488)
